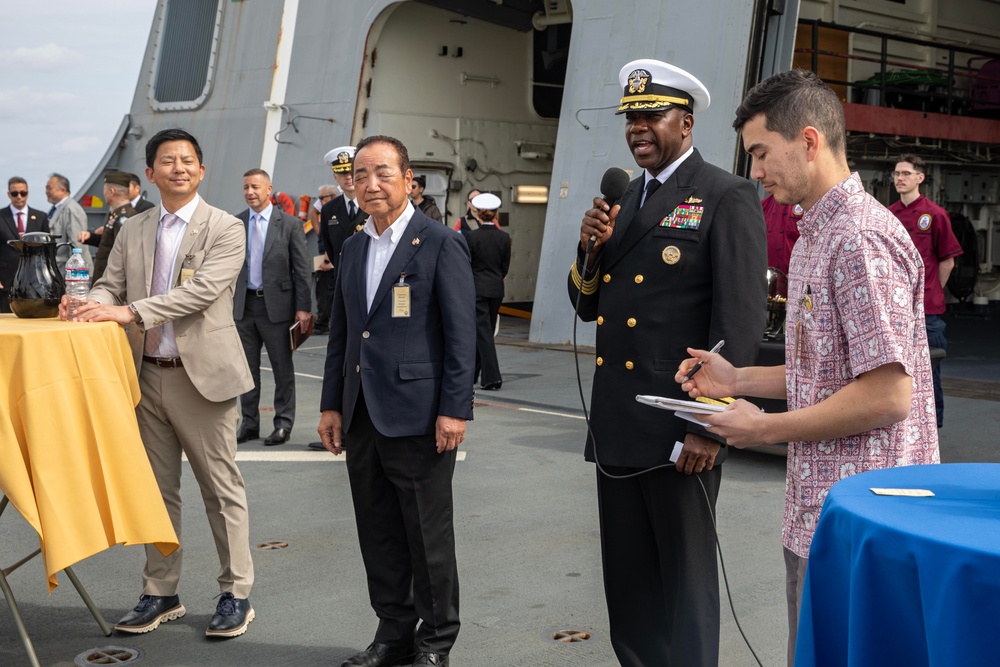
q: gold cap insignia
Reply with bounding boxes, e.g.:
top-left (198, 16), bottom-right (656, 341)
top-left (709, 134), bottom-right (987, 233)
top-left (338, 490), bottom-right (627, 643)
top-left (662, 245), bottom-right (680, 265)
top-left (628, 69), bottom-right (650, 94)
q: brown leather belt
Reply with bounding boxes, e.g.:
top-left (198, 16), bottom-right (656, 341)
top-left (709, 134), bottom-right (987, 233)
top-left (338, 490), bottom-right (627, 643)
top-left (143, 355), bottom-right (184, 368)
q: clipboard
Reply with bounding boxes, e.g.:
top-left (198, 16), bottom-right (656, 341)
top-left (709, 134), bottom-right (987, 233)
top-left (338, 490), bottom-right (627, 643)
top-left (290, 319), bottom-right (313, 351)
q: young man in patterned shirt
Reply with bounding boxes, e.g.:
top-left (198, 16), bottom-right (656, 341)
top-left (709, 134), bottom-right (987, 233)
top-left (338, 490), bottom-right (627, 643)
top-left (675, 69), bottom-right (940, 667)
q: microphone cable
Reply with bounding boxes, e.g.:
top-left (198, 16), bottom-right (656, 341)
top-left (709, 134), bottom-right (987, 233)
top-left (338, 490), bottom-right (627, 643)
top-left (571, 243), bottom-right (765, 667)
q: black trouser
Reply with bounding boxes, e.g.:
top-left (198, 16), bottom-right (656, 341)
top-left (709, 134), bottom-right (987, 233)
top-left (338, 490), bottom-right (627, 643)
top-left (596, 463), bottom-right (722, 667)
top-left (345, 389), bottom-right (460, 654)
top-left (315, 269), bottom-right (334, 330)
top-left (474, 296), bottom-right (502, 387)
top-left (235, 293), bottom-right (296, 431)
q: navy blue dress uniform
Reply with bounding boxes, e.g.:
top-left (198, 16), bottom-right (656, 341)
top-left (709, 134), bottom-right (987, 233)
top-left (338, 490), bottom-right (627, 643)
top-left (316, 146), bottom-right (366, 333)
top-left (568, 60), bottom-right (767, 666)
top-left (83, 172), bottom-right (137, 283)
top-left (464, 193), bottom-right (510, 390)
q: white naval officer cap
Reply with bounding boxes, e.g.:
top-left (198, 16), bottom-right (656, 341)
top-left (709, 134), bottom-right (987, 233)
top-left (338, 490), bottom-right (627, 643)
top-left (616, 59), bottom-right (710, 115)
top-left (324, 146), bottom-right (355, 173)
top-left (470, 192), bottom-right (502, 211)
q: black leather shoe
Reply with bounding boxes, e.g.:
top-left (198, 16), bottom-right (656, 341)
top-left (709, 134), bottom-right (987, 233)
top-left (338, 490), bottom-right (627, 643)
top-left (340, 642), bottom-right (415, 667)
top-left (114, 594), bottom-right (186, 634)
top-left (236, 426), bottom-right (259, 444)
top-left (205, 592), bottom-right (254, 638)
top-left (482, 381), bottom-right (502, 390)
top-left (412, 653), bottom-right (449, 667)
top-left (264, 427), bottom-right (290, 446)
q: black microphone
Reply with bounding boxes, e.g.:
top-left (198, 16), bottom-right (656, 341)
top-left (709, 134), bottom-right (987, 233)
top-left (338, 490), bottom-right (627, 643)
top-left (586, 167), bottom-right (630, 254)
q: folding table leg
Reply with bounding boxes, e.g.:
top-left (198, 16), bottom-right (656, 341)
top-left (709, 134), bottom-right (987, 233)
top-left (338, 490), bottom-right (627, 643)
top-left (63, 566), bottom-right (112, 636)
top-left (0, 568), bottom-right (42, 667)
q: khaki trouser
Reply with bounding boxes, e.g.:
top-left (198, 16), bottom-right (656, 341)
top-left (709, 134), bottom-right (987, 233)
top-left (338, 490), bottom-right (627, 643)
top-left (136, 362), bottom-right (254, 598)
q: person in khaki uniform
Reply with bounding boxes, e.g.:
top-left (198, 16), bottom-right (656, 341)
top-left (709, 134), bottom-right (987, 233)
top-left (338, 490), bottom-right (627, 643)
top-left (64, 128), bottom-right (257, 640)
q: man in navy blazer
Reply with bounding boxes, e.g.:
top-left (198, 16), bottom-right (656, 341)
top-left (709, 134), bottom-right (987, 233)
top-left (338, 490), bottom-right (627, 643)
top-left (319, 135), bottom-right (475, 667)
top-left (233, 169), bottom-right (312, 446)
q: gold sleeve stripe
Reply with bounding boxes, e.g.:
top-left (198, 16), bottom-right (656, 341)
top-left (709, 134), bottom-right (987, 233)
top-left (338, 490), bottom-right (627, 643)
top-left (570, 261), bottom-right (600, 295)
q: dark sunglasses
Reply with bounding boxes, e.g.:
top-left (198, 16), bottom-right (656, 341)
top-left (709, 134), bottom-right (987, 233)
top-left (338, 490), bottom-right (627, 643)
top-left (9, 190), bottom-right (28, 197)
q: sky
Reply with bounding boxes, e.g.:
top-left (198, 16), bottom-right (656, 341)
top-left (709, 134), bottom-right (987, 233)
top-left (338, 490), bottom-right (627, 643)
top-left (1, 1), bottom-right (158, 211)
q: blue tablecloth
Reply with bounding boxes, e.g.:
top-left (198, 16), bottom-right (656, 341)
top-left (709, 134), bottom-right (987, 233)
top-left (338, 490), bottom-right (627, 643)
top-left (796, 463), bottom-right (1000, 667)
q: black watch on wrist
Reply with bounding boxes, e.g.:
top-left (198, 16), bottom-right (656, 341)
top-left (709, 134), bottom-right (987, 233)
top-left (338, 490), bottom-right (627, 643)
top-left (128, 303), bottom-right (143, 327)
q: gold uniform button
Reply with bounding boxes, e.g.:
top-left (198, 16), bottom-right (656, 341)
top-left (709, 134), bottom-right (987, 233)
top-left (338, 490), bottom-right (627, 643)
top-left (625, 361), bottom-right (634, 370)
top-left (634, 274), bottom-right (644, 284)
top-left (603, 274), bottom-right (612, 283)
top-left (627, 318), bottom-right (636, 327)
top-left (596, 357), bottom-right (604, 366)
top-left (597, 316), bottom-right (604, 325)
top-left (362, 331), bottom-right (370, 339)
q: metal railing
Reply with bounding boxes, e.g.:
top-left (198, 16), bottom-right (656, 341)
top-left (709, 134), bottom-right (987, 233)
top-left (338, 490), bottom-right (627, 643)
top-left (797, 19), bottom-right (1000, 117)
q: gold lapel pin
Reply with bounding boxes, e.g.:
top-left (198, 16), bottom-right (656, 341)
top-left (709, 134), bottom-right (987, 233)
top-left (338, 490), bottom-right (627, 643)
top-left (411, 237), bottom-right (420, 246)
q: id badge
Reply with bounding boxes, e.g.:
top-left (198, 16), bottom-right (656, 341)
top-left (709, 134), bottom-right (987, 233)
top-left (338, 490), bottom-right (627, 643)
top-left (392, 274), bottom-right (410, 318)
top-left (180, 254), bottom-right (196, 285)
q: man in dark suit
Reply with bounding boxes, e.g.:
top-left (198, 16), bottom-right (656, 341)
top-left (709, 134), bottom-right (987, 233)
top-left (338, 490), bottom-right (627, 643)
top-left (1, 177), bottom-right (50, 312)
top-left (318, 135), bottom-right (475, 667)
top-left (464, 192), bottom-right (510, 390)
top-left (233, 168), bottom-right (312, 446)
top-left (129, 172), bottom-right (156, 213)
top-left (568, 59), bottom-right (767, 666)
top-left (316, 146), bottom-right (366, 335)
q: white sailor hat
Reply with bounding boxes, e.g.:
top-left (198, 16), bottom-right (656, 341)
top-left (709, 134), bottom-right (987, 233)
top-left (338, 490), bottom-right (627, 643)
top-left (471, 192), bottom-right (501, 210)
top-left (324, 146), bottom-right (355, 173)
top-left (616, 59), bottom-right (710, 115)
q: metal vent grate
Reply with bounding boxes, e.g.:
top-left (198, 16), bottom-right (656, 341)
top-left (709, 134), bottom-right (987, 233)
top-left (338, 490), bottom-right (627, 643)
top-left (75, 645), bottom-right (143, 666)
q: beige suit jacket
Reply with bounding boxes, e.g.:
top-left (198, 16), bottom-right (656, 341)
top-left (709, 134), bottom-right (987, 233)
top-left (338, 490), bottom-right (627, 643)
top-left (89, 197), bottom-right (253, 402)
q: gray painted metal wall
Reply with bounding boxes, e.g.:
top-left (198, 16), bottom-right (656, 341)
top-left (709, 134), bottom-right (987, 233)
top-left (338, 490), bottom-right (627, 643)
top-left (529, 0), bottom-right (761, 345)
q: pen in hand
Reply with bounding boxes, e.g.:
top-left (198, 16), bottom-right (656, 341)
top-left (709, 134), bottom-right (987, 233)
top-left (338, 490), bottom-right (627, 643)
top-left (683, 340), bottom-right (725, 383)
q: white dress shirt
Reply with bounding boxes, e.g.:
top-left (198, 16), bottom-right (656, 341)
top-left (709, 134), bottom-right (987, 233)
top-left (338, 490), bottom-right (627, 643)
top-left (148, 195), bottom-right (199, 358)
top-left (363, 202), bottom-right (414, 312)
top-left (642, 146), bottom-right (694, 205)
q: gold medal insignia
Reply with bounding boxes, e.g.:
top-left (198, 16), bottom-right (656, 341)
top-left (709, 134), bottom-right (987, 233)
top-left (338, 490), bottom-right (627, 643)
top-left (662, 245), bottom-right (681, 265)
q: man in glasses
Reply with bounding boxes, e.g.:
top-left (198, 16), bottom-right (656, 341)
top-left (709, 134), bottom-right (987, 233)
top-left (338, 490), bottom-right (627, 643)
top-left (409, 175), bottom-right (443, 223)
top-left (1, 177), bottom-right (50, 312)
top-left (888, 153), bottom-right (962, 428)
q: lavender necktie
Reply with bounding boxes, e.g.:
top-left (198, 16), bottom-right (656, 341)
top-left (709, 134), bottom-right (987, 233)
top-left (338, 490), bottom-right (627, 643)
top-left (144, 213), bottom-right (180, 355)
top-left (249, 213), bottom-right (264, 288)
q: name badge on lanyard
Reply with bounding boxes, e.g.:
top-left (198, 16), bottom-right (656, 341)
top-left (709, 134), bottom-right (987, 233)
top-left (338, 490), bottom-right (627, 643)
top-left (392, 273), bottom-right (411, 318)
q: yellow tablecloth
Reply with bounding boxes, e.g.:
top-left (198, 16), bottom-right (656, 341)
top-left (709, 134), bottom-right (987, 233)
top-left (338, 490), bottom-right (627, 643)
top-left (0, 315), bottom-right (178, 591)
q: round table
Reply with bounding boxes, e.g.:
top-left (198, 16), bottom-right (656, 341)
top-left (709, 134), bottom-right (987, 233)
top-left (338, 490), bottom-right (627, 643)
top-left (0, 315), bottom-right (177, 590)
top-left (795, 463), bottom-right (1000, 667)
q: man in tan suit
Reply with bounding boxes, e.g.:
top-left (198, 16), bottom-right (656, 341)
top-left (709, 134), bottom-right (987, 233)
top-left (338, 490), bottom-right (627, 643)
top-left (64, 128), bottom-right (257, 639)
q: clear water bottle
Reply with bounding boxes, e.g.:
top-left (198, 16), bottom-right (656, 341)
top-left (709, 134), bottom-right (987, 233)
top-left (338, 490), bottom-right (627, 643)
top-left (65, 247), bottom-right (90, 321)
